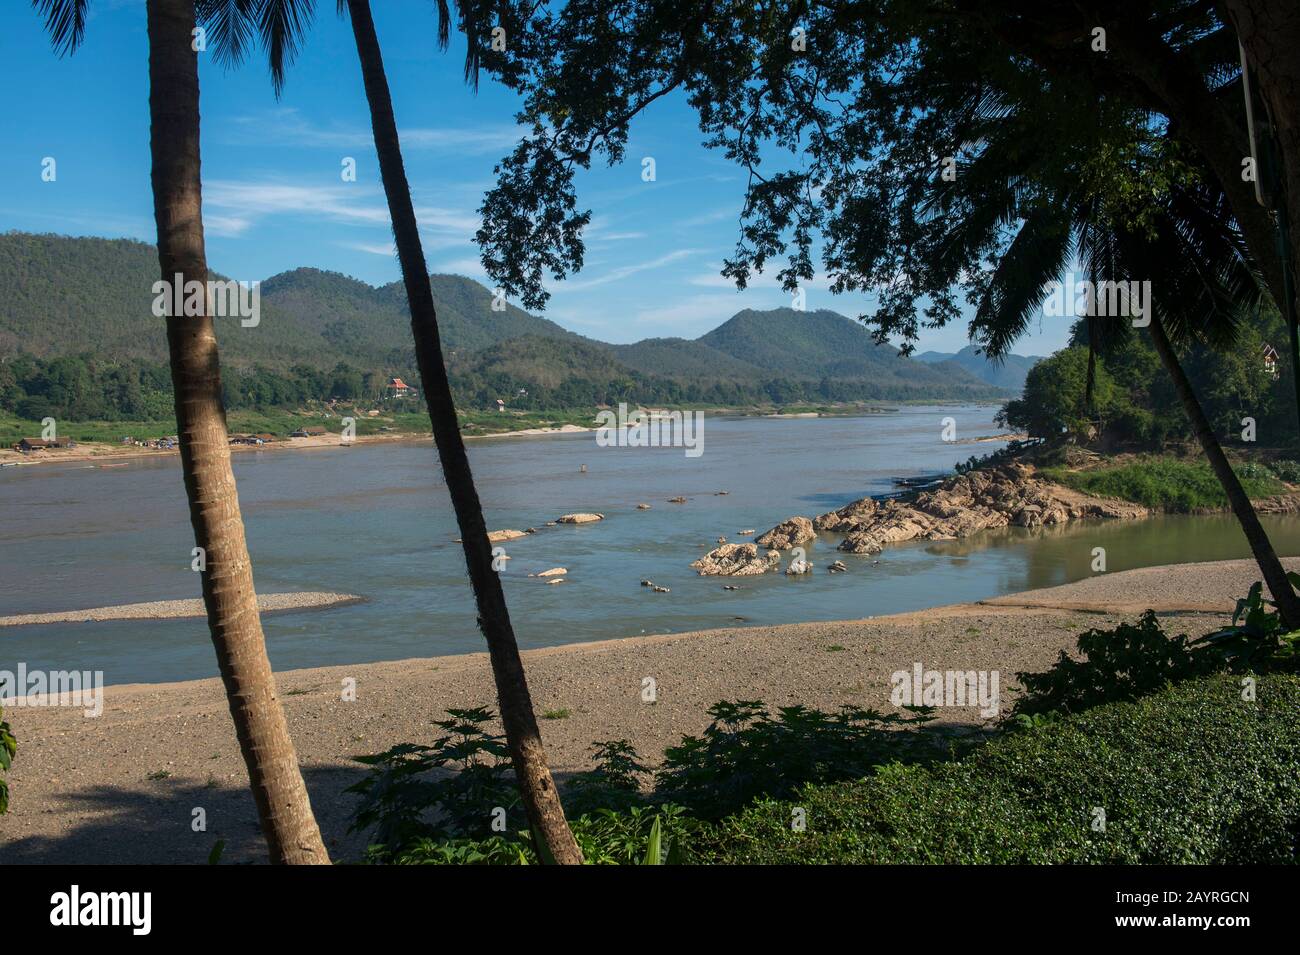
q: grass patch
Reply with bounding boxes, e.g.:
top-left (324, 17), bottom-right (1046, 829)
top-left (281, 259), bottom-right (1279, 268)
top-left (542, 708), bottom-right (572, 720)
top-left (1039, 456), bottom-right (1284, 511)
top-left (694, 674), bottom-right (1300, 864)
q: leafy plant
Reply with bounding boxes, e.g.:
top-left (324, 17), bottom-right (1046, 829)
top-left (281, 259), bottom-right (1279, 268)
top-left (1012, 612), bottom-right (1213, 717)
top-left (1268, 459), bottom-right (1300, 483)
top-left (1015, 583), bottom-right (1300, 720)
top-left (380, 805), bottom-right (695, 866)
top-left (699, 674), bottom-right (1300, 864)
top-left (0, 701), bottom-right (15, 814)
top-left (654, 700), bottom-right (939, 819)
top-left (563, 739), bottom-right (650, 816)
top-left (347, 707), bottom-right (520, 859)
top-left (1192, 576), bottom-right (1300, 671)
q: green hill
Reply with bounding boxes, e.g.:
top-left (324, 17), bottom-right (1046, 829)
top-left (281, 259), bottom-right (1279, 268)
top-left (698, 308), bottom-right (996, 394)
top-left (0, 233), bottom-right (589, 370)
top-left (610, 337), bottom-right (766, 380)
top-left (0, 231), bottom-right (1007, 419)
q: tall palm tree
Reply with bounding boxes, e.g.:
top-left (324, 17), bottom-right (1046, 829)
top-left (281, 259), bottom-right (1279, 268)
top-left (237, 0), bottom-right (581, 862)
top-left (33, 0), bottom-right (329, 863)
top-left (344, 0), bottom-right (580, 864)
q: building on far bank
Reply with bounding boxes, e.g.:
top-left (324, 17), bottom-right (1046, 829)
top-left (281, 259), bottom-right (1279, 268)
top-left (386, 377), bottom-right (417, 399)
top-left (14, 437), bottom-right (72, 452)
top-left (1263, 343), bottom-right (1281, 380)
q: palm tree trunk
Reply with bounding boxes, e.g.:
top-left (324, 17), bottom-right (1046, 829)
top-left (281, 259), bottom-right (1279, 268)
top-left (1148, 312), bottom-right (1300, 627)
top-left (344, 0), bottom-right (582, 864)
top-left (147, 0), bottom-right (328, 865)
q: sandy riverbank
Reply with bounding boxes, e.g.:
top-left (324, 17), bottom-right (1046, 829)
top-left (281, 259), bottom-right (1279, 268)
top-left (2, 558), bottom-right (1286, 864)
top-left (0, 592), bottom-right (364, 628)
top-left (0, 424), bottom-right (599, 469)
top-left (0, 432), bottom-right (411, 468)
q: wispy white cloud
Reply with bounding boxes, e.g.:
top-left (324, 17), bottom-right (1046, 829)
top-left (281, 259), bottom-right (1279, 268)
top-left (560, 248), bottom-right (703, 291)
top-left (217, 108), bottom-right (520, 155)
top-left (205, 180), bottom-right (392, 226)
top-left (347, 241), bottom-right (397, 257)
top-left (203, 178), bottom-right (483, 252)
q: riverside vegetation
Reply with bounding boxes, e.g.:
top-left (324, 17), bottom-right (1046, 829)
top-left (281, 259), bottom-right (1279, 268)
top-left (336, 581), bottom-right (1300, 865)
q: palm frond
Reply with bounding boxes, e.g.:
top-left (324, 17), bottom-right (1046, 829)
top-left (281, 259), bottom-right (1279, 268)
top-left (196, 0), bottom-right (259, 69)
top-left (31, 0), bottom-right (87, 55)
top-left (970, 203), bottom-right (1074, 360)
top-left (258, 0), bottom-right (318, 96)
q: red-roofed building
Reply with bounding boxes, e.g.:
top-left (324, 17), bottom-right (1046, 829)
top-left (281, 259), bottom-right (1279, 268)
top-left (386, 377), bottom-right (417, 399)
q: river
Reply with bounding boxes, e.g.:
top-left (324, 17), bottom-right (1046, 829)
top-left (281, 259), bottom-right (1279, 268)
top-left (4, 405), bottom-right (1298, 686)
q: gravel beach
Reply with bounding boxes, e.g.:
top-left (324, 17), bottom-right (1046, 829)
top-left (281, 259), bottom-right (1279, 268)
top-left (0, 557), bottom-right (1288, 864)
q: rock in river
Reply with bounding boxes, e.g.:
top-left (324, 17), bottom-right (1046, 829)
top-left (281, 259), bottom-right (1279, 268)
top-left (691, 542), bottom-right (781, 576)
top-left (755, 516), bottom-right (816, 550)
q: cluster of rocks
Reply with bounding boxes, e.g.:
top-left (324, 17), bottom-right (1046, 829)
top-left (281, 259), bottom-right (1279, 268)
top-left (690, 542), bottom-right (782, 576)
top-left (691, 463), bottom-right (1148, 574)
top-left (486, 513), bottom-right (604, 542)
top-left (824, 463), bottom-right (1147, 555)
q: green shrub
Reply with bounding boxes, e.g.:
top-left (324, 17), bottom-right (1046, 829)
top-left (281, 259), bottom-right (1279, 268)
top-left (1012, 611), bottom-right (1216, 718)
top-left (0, 701), bottom-right (14, 814)
top-left (1013, 586), bottom-right (1300, 720)
top-left (346, 707), bottom-right (520, 859)
top-left (1194, 578), bottom-right (1300, 672)
top-left (1269, 459), bottom-right (1300, 483)
top-left (1039, 456), bottom-right (1283, 510)
top-left (696, 674), bottom-right (1300, 864)
top-left (384, 804), bottom-right (697, 865)
top-left (654, 700), bottom-right (940, 820)
top-left (562, 739), bottom-right (651, 817)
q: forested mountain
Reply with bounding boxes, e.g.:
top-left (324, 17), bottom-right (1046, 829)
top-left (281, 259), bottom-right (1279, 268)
top-left (697, 309), bottom-right (1008, 395)
top-left (915, 345), bottom-right (1043, 393)
top-left (0, 231), bottom-right (1009, 419)
top-left (609, 337), bottom-right (766, 379)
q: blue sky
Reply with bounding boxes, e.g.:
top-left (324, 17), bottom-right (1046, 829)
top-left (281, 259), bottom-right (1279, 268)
top-left (1, 0), bottom-right (1069, 354)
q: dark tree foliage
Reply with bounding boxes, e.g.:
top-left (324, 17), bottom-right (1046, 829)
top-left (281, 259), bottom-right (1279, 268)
top-left (470, 1), bottom-right (1273, 358)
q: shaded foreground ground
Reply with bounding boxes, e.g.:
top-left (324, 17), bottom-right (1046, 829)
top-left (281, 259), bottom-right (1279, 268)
top-left (1, 557), bottom-right (1289, 864)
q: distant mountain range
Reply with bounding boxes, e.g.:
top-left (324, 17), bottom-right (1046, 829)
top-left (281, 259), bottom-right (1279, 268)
top-left (0, 232), bottom-right (1034, 403)
top-left (915, 345), bottom-right (1043, 393)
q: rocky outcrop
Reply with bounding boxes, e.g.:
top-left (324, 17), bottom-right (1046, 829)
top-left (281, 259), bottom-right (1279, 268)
top-left (1255, 495), bottom-right (1300, 514)
top-left (813, 497), bottom-right (878, 533)
top-left (487, 529), bottom-right (529, 543)
top-left (820, 463), bottom-right (1147, 555)
top-left (557, 513), bottom-right (604, 524)
top-left (691, 543), bottom-right (781, 576)
top-left (690, 463), bottom-right (1151, 572)
top-left (756, 516), bottom-right (815, 550)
